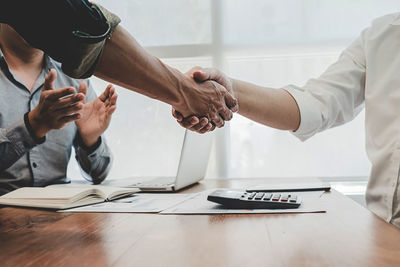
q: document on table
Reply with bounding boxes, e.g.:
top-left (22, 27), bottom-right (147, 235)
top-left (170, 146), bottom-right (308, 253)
top-left (161, 189), bottom-right (327, 215)
top-left (60, 193), bottom-right (195, 213)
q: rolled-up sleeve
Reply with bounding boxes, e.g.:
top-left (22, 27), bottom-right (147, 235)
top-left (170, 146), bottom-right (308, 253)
top-left (283, 28), bottom-right (368, 141)
top-left (0, 117), bottom-right (42, 171)
top-left (0, 0), bottom-right (121, 79)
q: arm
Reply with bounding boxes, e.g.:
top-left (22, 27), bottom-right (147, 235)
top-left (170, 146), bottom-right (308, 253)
top-left (176, 28), bottom-right (367, 137)
top-left (73, 81), bottom-right (117, 183)
top-left (0, 69), bottom-right (85, 171)
top-left (73, 136), bottom-right (112, 184)
top-left (0, 116), bottom-right (42, 171)
top-left (1, 1), bottom-right (238, 127)
top-left (227, 80), bottom-right (300, 131)
top-left (95, 26), bottom-right (237, 127)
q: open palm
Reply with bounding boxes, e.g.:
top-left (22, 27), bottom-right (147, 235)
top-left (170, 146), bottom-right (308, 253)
top-left (76, 83), bottom-right (118, 147)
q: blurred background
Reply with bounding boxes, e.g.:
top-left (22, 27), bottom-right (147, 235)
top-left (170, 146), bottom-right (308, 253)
top-left (68, 1), bottom-right (400, 201)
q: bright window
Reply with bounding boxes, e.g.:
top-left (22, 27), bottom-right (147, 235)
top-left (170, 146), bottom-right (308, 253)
top-left (68, 0), bottom-right (400, 180)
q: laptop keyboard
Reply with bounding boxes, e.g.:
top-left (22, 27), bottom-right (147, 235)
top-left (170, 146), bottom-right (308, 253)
top-left (131, 176), bottom-right (176, 187)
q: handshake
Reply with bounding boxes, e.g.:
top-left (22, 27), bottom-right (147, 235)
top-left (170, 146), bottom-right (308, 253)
top-left (172, 67), bottom-right (237, 134)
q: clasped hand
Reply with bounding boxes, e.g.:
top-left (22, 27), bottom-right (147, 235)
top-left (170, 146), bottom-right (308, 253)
top-left (173, 67), bottom-right (234, 134)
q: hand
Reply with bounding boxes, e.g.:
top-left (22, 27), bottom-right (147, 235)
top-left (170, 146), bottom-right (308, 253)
top-left (75, 83), bottom-right (118, 147)
top-left (173, 67), bottom-right (238, 128)
top-left (173, 67), bottom-right (236, 133)
top-left (28, 69), bottom-right (85, 138)
top-left (172, 108), bottom-right (215, 134)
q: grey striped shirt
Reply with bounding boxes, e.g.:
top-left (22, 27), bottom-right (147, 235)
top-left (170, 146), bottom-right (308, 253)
top-left (0, 50), bottom-right (112, 195)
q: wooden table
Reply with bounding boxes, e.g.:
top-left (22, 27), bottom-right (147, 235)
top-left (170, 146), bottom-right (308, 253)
top-left (1, 178), bottom-right (400, 267)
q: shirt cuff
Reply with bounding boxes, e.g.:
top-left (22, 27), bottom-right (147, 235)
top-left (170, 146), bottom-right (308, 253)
top-left (76, 135), bottom-right (105, 157)
top-left (283, 85), bottom-right (323, 141)
top-left (6, 117), bottom-right (40, 156)
top-left (23, 112), bottom-right (46, 144)
top-left (77, 135), bottom-right (102, 155)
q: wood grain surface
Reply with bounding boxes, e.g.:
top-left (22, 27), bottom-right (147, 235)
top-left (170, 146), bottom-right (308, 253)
top-left (1, 178), bottom-right (399, 267)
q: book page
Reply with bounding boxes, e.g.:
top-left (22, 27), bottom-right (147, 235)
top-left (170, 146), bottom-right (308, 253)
top-left (0, 187), bottom-right (93, 200)
top-left (47, 184), bottom-right (139, 200)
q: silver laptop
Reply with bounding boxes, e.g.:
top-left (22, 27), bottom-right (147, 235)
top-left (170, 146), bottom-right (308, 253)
top-left (110, 130), bottom-right (214, 191)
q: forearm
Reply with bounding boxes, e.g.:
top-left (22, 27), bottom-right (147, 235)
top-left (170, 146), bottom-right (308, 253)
top-left (95, 26), bottom-right (188, 109)
top-left (232, 79), bottom-right (300, 131)
top-left (0, 116), bottom-right (41, 171)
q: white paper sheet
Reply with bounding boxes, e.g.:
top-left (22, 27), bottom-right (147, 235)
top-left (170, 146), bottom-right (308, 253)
top-left (60, 193), bottom-right (195, 213)
top-left (161, 189), bottom-right (326, 215)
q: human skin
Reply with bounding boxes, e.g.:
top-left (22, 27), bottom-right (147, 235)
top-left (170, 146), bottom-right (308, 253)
top-left (95, 26), bottom-right (239, 128)
top-left (172, 67), bottom-right (300, 133)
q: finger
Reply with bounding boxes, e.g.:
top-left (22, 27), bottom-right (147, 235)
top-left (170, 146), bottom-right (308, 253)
top-left (199, 122), bottom-right (214, 134)
top-left (192, 68), bottom-right (220, 83)
top-left (107, 86), bottom-right (116, 105)
top-left (58, 113), bottom-right (81, 124)
top-left (78, 81), bottom-right (88, 98)
top-left (209, 123), bottom-right (216, 132)
top-left (210, 113), bottom-right (224, 128)
top-left (191, 117), bottom-right (209, 132)
top-left (99, 84), bottom-right (112, 102)
top-left (107, 105), bottom-right (117, 116)
top-left (185, 66), bottom-right (203, 78)
top-left (179, 116), bottom-right (200, 129)
top-left (225, 92), bottom-right (239, 113)
top-left (219, 107), bottom-right (233, 121)
top-left (172, 108), bottom-right (183, 122)
top-left (46, 87), bottom-right (76, 101)
top-left (54, 102), bottom-right (84, 116)
top-left (109, 91), bottom-right (118, 106)
top-left (54, 93), bottom-right (85, 110)
top-left (43, 69), bottom-right (57, 91)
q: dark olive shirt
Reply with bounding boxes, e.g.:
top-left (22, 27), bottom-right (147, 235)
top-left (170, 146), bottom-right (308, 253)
top-left (0, 0), bottom-right (120, 79)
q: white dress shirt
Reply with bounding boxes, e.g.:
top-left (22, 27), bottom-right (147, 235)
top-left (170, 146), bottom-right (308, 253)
top-left (285, 13), bottom-right (400, 228)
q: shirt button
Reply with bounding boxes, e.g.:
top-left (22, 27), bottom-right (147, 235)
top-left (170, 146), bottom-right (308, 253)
top-left (32, 162), bottom-right (38, 168)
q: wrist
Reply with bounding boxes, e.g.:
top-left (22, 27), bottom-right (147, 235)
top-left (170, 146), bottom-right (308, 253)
top-left (173, 76), bottom-right (200, 116)
top-left (28, 110), bottom-right (49, 138)
top-left (78, 134), bottom-right (102, 154)
top-left (79, 134), bottom-right (100, 148)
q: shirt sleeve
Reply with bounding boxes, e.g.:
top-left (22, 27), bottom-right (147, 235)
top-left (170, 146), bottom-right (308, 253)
top-left (283, 28), bottom-right (368, 141)
top-left (73, 79), bottom-right (113, 184)
top-left (0, 0), bottom-right (120, 79)
top-left (74, 135), bottom-right (113, 184)
top-left (0, 116), bottom-right (43, 171)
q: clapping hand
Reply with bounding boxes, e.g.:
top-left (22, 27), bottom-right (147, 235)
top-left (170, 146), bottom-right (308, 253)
top-left (75, 83), bottom-right (118, 147)
top-left (28, 69), bottom-right (85, 138)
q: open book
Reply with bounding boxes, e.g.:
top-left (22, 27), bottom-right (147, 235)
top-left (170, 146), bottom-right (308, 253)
top-left (0, 185), bottom-right (140, 210)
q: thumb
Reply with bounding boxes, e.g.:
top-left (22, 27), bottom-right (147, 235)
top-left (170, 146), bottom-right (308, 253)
top-left (192, 70), bottom-right (209, 82)
top-left (43, 69), bottom-right (57, 90)
top-left (172, 108), bottom-right (183, 122)
top-left (225, 92), bottom-right (239, 113)
top-left (78, 81), bottom-right (88, 97)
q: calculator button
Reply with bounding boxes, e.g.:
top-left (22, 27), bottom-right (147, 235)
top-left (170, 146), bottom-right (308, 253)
top-left (289, 196), bottom-right (298, 203)
top-left (248, 192), bottom-right (256, 200)
top-left (281, 194), bottom-right (289, 202)
top-left (272, 194), bottom-right (281, 201)
top-left (263, 193), bottom-right (272, 200)
top-left (254, 193), bottom-right (265, 200)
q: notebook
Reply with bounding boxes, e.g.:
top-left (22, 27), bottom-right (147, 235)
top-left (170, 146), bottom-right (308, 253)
top-left (0, 185), bottom-right (139, 210)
